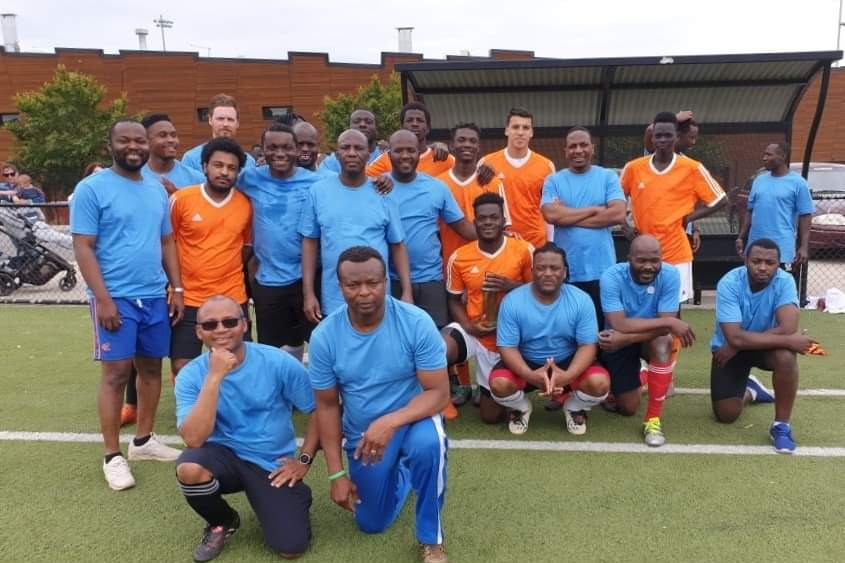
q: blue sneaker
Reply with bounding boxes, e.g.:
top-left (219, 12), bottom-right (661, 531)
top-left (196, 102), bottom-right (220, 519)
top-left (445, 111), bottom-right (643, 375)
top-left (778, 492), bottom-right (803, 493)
top-left (747, 375), bottom-right (775, 403)
top-left (769, 422), bottom-right (796, 454)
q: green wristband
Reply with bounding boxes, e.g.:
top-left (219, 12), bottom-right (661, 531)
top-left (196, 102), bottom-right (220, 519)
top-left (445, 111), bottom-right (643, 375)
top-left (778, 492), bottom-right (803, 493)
top-left (327, 469), bottom-right (347, 481)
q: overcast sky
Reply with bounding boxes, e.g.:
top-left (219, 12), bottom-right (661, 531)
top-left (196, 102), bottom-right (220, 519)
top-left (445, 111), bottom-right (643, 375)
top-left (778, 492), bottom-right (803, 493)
top-left (2, 0), bottom-right (843, 62)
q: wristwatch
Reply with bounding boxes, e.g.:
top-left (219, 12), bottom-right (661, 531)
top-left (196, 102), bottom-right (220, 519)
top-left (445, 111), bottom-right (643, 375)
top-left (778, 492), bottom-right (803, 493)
top-left (298, 452), bottom-right (314, 465)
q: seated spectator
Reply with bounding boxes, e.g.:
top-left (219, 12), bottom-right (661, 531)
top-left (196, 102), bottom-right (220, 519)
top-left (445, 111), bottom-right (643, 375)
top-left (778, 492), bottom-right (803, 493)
top-left (12, 175), bottom-right (46, 204)
top-left (0, 162), bottom-right (18, 201)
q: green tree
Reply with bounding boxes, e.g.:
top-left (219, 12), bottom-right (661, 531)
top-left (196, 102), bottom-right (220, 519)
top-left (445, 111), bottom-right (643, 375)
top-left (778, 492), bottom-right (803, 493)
top-left (318, 73), bottom-right (402, 151)
top-left (6, 66), bottom-right (129, 198)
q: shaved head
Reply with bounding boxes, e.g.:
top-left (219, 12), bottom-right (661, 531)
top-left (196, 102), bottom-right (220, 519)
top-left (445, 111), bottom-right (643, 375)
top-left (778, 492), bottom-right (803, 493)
top-left (197, 295), bottom-right (242, 321)
top-left (389, 129), bottom-right (417, 147)
top-left (337, 129), bottom-right (367, 146)
top-left (293, 121), bottom-right (318, 139)
top-left (628, 235), bottom-right (663, 284)
top-left (630, 235), bottom-right (662, 256)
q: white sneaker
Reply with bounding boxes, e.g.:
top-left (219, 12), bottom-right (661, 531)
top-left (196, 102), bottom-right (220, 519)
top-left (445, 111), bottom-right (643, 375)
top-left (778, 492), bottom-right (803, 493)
top-left (128, 433), bottom-right (181, 461)
top-left (564, 409), bottom-right (588, 435)
top-left (507, 402), bottom-right (533, 435)
top-left (103, 456), bottom-right (136, 491)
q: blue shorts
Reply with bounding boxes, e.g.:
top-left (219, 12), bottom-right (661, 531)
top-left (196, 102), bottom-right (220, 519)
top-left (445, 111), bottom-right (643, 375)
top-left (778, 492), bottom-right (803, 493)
top-left (89, 297), bottom-right (170, 361)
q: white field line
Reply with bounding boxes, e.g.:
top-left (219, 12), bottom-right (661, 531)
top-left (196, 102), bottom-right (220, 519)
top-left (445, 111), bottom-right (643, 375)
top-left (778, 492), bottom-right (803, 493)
top-left (673, 387), bottom-right (845, 397)
top-left (1, 431), bottom-right (843, 458)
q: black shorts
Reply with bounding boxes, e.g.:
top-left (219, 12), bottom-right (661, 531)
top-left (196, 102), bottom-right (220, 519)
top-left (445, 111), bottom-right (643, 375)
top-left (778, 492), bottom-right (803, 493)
top-left (252, 279), bottom-right (314, 348)
top-left (178, 442), bottom-right (312, 555)
top-left (710, 350), bottom-right (772, 401)
top-left (171, 303), bottom-right (251, 360)
top-left (390, 279), bottom-right (449, 328)
top-left (601, 343), bottom-right (645, 396)
top-left (570, 280), bottom-right (603, 333)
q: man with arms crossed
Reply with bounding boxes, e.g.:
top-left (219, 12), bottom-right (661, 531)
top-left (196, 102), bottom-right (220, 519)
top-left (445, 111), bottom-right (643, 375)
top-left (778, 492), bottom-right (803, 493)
top-left (493, 243), bottom-right (610, 435)
top-left (443, 193), bottom-right (534, 424)
top-left (175, 295), bottom-right (319, 561)
top-left (710, 238), bottom-right (816, 454)
top-left (70, 117), bottom-right (184, 490)
top-left (169, 138), bottom-right (252, 378)
top-left (310, 247), bottom-right (450, 563)
top-left (299, 129), bottom-right (412, 322)
top-left (598, 235), bottom-right (696, 446)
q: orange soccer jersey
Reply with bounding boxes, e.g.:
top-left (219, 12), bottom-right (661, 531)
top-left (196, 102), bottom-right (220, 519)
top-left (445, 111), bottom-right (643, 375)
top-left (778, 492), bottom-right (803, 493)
top-left (436, 169), bottom-right (512, 272)
top-left (170, 185), bottom-right (253, 307)
top-left (479, 149), bottom-right (555, 249)
top-left (620, 153), bottom-right (725, 265)
top-left (367, 147), bottom-right (456, 178)
top-left (446, 237), bottom-right (534, 351)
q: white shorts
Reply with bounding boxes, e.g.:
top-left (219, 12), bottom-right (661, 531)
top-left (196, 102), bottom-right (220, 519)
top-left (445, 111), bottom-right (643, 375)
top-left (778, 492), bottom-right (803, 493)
top-left (676, 261), bottom-right (693, 303)
top-left (445, 322), bottom-right (500, 389)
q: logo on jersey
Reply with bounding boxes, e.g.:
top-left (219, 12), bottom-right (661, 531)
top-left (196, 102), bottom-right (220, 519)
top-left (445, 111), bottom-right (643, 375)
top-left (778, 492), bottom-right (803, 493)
top-left (638, 181), bottom-right (647, 190)
top-left (192, 213), bottom-right (203, 222)
top-left (100, 342), bottom-right (111, 352)
top-left (470, 266), bottom-right (480, 274)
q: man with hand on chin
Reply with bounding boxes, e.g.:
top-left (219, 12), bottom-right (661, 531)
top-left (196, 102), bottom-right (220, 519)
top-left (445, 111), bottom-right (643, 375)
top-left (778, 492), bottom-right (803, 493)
top-left (175, 295), bottom-right (319, 561)
top-left (309, 246), bottom-right (450, 563)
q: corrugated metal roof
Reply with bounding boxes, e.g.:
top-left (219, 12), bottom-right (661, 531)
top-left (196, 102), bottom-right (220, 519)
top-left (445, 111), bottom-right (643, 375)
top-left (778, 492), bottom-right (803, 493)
top-left (412, 66), bottom-right (602, 89)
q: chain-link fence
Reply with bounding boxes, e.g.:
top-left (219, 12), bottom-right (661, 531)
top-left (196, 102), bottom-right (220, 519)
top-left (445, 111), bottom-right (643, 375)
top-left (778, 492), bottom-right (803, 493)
top-left (0, 202), bottom-right (85, 304)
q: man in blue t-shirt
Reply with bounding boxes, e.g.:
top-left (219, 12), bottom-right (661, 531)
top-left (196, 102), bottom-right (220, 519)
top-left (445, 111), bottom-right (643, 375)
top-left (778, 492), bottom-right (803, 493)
top-left (239, 123), bottom-right (319, 361)
top-left (493, 243), bottom-right (610, 436)
top-left (737, 142), bottom-right (815, 266)
top-left (599, 235), bottom-right (696, 447)
top-left (318, 109), bottom-right (384, 175)
top-left (299, 129), bottom-right (412, 320)
top-left (70, 118), bottom-right (185, 491)
top-left (309, 246), bottom-right (450, 563)
top-left (175, 295), bottom-right (318, 561)
top-left (385, 129), bottom-right (476, 327)
top-left (181, 94), bottom-right (256, 173)
top-left (541, 126), bottom-right (626, 331)
top-left (141, 113), bottom-right (206, 194)
top-left (710, 238), bottom-right (817, 454)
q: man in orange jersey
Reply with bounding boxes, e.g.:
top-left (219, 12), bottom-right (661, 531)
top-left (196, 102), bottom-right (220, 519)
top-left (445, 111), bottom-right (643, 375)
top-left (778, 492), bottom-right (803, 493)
top-left (480, 108), bottom-right (555, 249)
top-left (169, 137), bottom-right (253, 377)
top-left (620, 111), bottom-right (726, 304)
top-left (442, 192), bottom-right (533, 424)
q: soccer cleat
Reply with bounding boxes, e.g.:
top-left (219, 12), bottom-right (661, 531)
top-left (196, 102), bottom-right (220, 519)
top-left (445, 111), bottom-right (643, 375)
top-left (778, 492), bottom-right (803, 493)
top-left (507, 402), bottom-right (533, 435)
top-left (442, 401), bottom-right (460, 421)
top-left (564, 409), bottom-right (588, 435)
top-left (120, 403), bottom-right (137, 426)
top-left (451, 385), bottom-right (471, 407)
top-left (746, 375), bottom-right (775, 403)
top-left (421, 543), bottom-right (448, 563)
top-left (128, 432), bottom-right (182, 462)
top-left (769, 423), bottom-right (796, 454)
top-left (193, 511), bottom-right (240, 562)
top-left (103, 455), bottom-right (136, 491)
top-left (643, 417), bottom-right (666, 447)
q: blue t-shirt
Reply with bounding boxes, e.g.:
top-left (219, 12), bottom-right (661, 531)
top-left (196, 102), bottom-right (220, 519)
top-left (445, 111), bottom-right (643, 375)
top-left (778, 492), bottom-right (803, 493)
top-left (141, 160), bottom-right (205, 189)
top-left (239, 166), bottom-right (316, 286)
top-left (540, 166), bottom-right (625, 283)
top-left (298, 176), bottom-right (405, 314)
top-left (385, 173), bottom-right (464, 282)
top-left (497, 283), bottom-right (598, 364)
top-left (182, 142), bottom-right (256, 174)
top-left (710, 267), bottom-right (799, 351)
top-left (309, 297), bottom-right (446, 451)
top-left (15, 186), bottom-right (46, 203)
top-left (318, 148), bottom-right (382, 175)
top-left (69, 168), bottom-right (171, 299)
top-left (175, 343), bottom-right (315, 472)
top-left (748, 171), bottom-right (815, 263)
top-left (600, 262), bottom-right (680, 326)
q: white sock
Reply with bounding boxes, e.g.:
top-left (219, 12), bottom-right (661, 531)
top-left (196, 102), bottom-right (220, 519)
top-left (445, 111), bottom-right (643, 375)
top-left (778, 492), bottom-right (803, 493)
top-left (282, 344), bottom-right (305, 362)
top-left (493, 390), bottom-right (531, 413)
top-left (563, 390), bottom-right (607, 412)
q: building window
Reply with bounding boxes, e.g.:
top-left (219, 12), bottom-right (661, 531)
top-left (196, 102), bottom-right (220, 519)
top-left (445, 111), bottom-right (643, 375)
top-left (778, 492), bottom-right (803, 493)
top-left (262, 106), bottom-right (292, 120)
top-left (196, 107), bottom-right (209, 122)
top-left (1, 113), bottom-right (19, 125)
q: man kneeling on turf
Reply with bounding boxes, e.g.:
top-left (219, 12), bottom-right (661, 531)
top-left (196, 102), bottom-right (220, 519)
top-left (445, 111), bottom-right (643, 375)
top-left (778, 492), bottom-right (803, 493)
top-left (174, 295), bottom-right (319, 561)
top-left (598, 235), bottom-right (695, 447)
top-left (710, 238), bottom-right (817, 454)
top-left (493, 243), bottom-right (610, 435)
top-left (310, 246), bottom-right (451, 563)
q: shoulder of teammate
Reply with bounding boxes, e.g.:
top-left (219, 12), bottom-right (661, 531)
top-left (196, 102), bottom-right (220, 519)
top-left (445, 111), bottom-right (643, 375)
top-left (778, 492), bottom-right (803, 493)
top-left (531, 150), bottom-right (555, 175)
top-left (716, 266), bottom-right (745, 297)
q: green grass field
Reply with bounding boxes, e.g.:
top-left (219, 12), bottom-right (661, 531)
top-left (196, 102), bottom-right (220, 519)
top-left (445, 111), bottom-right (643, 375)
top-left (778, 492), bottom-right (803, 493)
top-left (1, 306), bottom-right (844, 563)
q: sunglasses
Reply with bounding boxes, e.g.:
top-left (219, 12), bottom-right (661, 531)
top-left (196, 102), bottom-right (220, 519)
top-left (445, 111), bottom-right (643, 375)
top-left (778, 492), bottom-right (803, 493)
top-left (2, 173), bottom-right (16, 178)
top-left (198, 317), bottom-right (242, 331)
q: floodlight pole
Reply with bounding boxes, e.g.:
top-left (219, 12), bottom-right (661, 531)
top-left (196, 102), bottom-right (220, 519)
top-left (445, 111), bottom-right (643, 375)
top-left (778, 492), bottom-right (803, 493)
top-left (838, 0), bottom-right (844, 66)
top-left (153, 15), bottom-right (173, 52)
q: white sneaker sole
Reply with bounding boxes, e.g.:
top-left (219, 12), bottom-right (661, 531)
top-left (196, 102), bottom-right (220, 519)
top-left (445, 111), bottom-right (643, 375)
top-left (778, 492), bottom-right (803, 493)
top-left (564, 410), bottom-right (587, 436)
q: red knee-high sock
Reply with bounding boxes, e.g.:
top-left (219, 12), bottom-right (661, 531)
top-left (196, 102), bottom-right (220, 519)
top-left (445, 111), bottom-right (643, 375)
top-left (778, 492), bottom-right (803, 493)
top-left (645, 360), bottom-right (673, 420)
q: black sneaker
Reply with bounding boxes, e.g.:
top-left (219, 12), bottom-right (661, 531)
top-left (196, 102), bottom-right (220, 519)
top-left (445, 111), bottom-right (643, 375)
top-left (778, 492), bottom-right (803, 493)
top-left (193, 511), bottom-right (240, 562)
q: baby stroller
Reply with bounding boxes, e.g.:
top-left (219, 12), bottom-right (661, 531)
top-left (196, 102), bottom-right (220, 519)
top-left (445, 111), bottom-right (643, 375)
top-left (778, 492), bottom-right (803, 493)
top-left (0, 204), bottom-right (77, 296)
